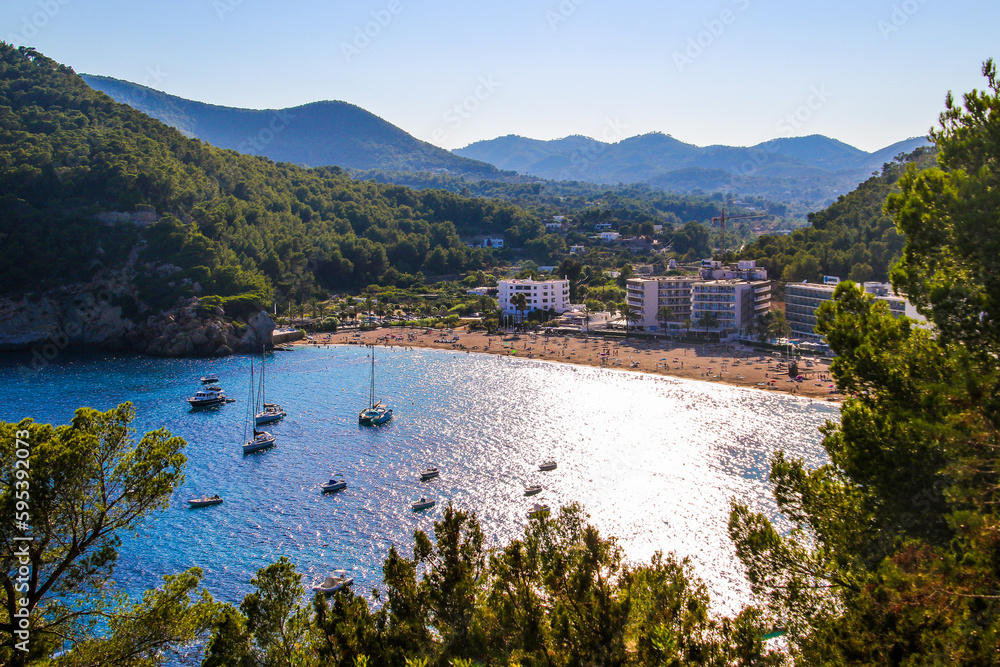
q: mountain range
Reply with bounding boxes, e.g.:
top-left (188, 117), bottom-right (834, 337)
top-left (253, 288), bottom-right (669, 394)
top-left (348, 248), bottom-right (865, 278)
top-left (80, 74), bottom-right (503, 179)
top-left (454, 133), bottom-right (930, 206)
top-left (83, 74), bottom-right (930, 210)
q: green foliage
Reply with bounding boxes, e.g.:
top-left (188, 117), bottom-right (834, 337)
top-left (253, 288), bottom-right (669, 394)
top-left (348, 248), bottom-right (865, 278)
top-left (206, 505), bottom-right (781, 667)
top-left (0, 45), bottom-right (526, 309)
top-left (737, 147), bottom-right (937, 284)
top-left (729, 61), bottom-right (1000, 665)
top-left (53, 568), bottom-right (218, 667)
top-left (0, 403), bottom-right (192, 666)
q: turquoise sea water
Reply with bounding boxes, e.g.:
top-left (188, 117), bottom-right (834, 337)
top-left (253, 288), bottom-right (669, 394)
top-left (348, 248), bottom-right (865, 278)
top-left (0, 345), bottom-right (835, 615)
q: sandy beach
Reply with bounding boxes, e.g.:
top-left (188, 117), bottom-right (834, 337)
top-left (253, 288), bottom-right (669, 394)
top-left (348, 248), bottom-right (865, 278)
top-left (295, 327), bottom-right (841, 402)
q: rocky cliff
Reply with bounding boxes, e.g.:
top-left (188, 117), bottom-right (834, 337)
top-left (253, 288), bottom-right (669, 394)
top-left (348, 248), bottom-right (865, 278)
top-left (0, 289), bottom-right (275, 359)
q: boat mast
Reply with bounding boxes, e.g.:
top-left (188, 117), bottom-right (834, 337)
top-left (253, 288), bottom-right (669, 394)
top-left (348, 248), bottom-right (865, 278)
top-left (258, 344), bottom-right (266, 410)
top-left (245, 356), bottom-right (254, 442)
top-left (369, 348), bottom-right (376, 409)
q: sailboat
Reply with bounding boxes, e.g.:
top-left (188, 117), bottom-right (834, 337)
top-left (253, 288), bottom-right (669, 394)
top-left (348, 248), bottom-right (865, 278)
top-left (359, 347), bottom-right (393, 426)
top-left (243, 357), bottom-right (276, 454)
top-left (255, 345), bottom-right (286, 425)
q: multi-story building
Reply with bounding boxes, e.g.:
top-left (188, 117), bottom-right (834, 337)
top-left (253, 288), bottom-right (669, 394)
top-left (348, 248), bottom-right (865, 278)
top-left (691, 280), bottom-right (770, 338)
top-left (626, 277), bottom-right (702, 332)
top-left (498, 278), bottom-right (570, 315)
top-left (626, 275), bottom-right (771, 337)
top-left (700, 259), bottom-right (769, 281)
top-left (785, 279), bottom-right (923, 341)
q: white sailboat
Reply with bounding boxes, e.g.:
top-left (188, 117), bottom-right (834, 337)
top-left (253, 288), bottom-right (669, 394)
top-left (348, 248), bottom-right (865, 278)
top-left (254, 345), bottom-right (286, 425)
top-left (243, 356), bottom-right (276, 454)
top-left (359, 347), bottom-right (393, 426)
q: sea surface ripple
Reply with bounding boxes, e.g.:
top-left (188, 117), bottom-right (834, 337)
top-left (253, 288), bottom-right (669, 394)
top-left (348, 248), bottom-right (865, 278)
top-left (0, 345), bottom-right (836, 615)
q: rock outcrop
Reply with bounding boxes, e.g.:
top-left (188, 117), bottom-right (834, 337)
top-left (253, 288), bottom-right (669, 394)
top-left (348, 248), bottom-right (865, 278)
top-left (0, 285), bottom-right (134, 353)
top-left (237, 311), bottom-right (276, 353)
top-left (0, 289), bottom-right (276, 359)
top-left (134, 298), bottom-right (270, 358)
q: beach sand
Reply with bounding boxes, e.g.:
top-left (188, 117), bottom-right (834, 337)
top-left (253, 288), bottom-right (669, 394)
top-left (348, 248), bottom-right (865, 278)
top-left (295, 328), bottom-right (841, 402)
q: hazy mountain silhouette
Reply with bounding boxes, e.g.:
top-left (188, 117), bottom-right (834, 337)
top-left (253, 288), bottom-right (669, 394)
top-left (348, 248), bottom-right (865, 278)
top-left (456, 132), bottom-right (931, 206)
top-left (81, 74), bottom-right (502, 177)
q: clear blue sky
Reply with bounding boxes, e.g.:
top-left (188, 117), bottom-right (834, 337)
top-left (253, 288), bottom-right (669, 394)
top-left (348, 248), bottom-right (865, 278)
top-left (3, 0), bottom-right (998, 152)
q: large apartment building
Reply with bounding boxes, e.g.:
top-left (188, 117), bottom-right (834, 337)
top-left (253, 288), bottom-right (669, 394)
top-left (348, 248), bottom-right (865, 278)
top-left (626, 268), bottom-right (771, 338)
top-left (691, 280), bottom-right (771, 337)
top-left (498, 278), bottom-right (570, 315)
top-left (785, 279), bottom-right (923, 341)
top-left (626, 277), bottom-right (701, 332)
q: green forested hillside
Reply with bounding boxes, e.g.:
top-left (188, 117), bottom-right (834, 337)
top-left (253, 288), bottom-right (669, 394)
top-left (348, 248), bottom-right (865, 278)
top-left (80, 74), bottom-right (505, 178)
top-left (736, 146), bottom-right (938, 283)
top-left (0, 44), bottom-right (535, 309)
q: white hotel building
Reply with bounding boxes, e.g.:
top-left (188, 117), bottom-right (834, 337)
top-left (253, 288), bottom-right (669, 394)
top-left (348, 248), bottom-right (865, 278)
top-left (498, 278), bottom-right (570, 315)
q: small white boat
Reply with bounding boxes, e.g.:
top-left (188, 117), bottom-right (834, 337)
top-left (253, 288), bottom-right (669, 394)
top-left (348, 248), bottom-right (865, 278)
top-left (411, 497), bottom-right (436, 511)
top-left (527, 503), bottom-right (550, 517)
top-left (419, 467), bottom-right (440, 481)
top-left (538, 461), bottom-right (557, 471)
top-left (200, 374), bottom-right (219, 384)
top-left (187, 386), bottom-right (227, 408)
top-left (188, 494), bottom-right (223, 508)
top-left (255, 403), bottom-right (286, 425)
top-left (320, 478), bottom-right (347, 493)
top-left (524, 484), bottom-right (543, 496)
top-left (311, 569), bottom-right (354, 595)
top-left (243, 431), bottom-right (276, 454)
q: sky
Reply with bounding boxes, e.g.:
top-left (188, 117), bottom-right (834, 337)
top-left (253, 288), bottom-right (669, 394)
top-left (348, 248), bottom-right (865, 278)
top-left (3, 0), bottom-right (998, 152)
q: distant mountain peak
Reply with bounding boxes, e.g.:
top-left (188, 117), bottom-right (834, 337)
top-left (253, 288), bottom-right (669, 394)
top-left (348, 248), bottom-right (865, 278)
top-left (81, 74), bottom-right (500, 177)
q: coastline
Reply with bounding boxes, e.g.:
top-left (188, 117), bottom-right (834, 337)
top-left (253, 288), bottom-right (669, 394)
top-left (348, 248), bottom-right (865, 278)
top-left (292, 327), bottom-right (841, 402)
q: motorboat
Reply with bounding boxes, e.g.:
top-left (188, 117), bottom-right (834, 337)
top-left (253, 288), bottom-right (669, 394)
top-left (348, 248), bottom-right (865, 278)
top-left (411, 497), bottom-right (436, 511)
top-left (243, 430), bottom-right (276, 454)
top-left (527, 503), bottom-right (550, 517)
top-left (200, 373), bottom-right (219, 384)
top-left (187, 386), bottom-right (226, 408)
top-left (188, 494), bottom-right (223, 507)
top-left (538, 461), bottom-right (557, 471)
top-left (420, 467), bottom-right (440, 481)
top-left (320, 478), bottom-right (347, 493)
top-left (311, 569), bottom-right (354, 595)
top-left (524, 484), bottom-right (543, 496)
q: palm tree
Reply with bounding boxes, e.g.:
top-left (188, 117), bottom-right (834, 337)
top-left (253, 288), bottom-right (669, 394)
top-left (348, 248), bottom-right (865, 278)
top-left (656, 305), bottom-right (673, 335)
top-left (698, 311), bottom-right (720, 340)
top-left (619, 302), bottom-right (638, 333)
top-left (583, 304), bottom-right (591, 334)
top-left (683, 318), bottom-right (694, 339)
top-left (511, 293), bottom-right (528, 329)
